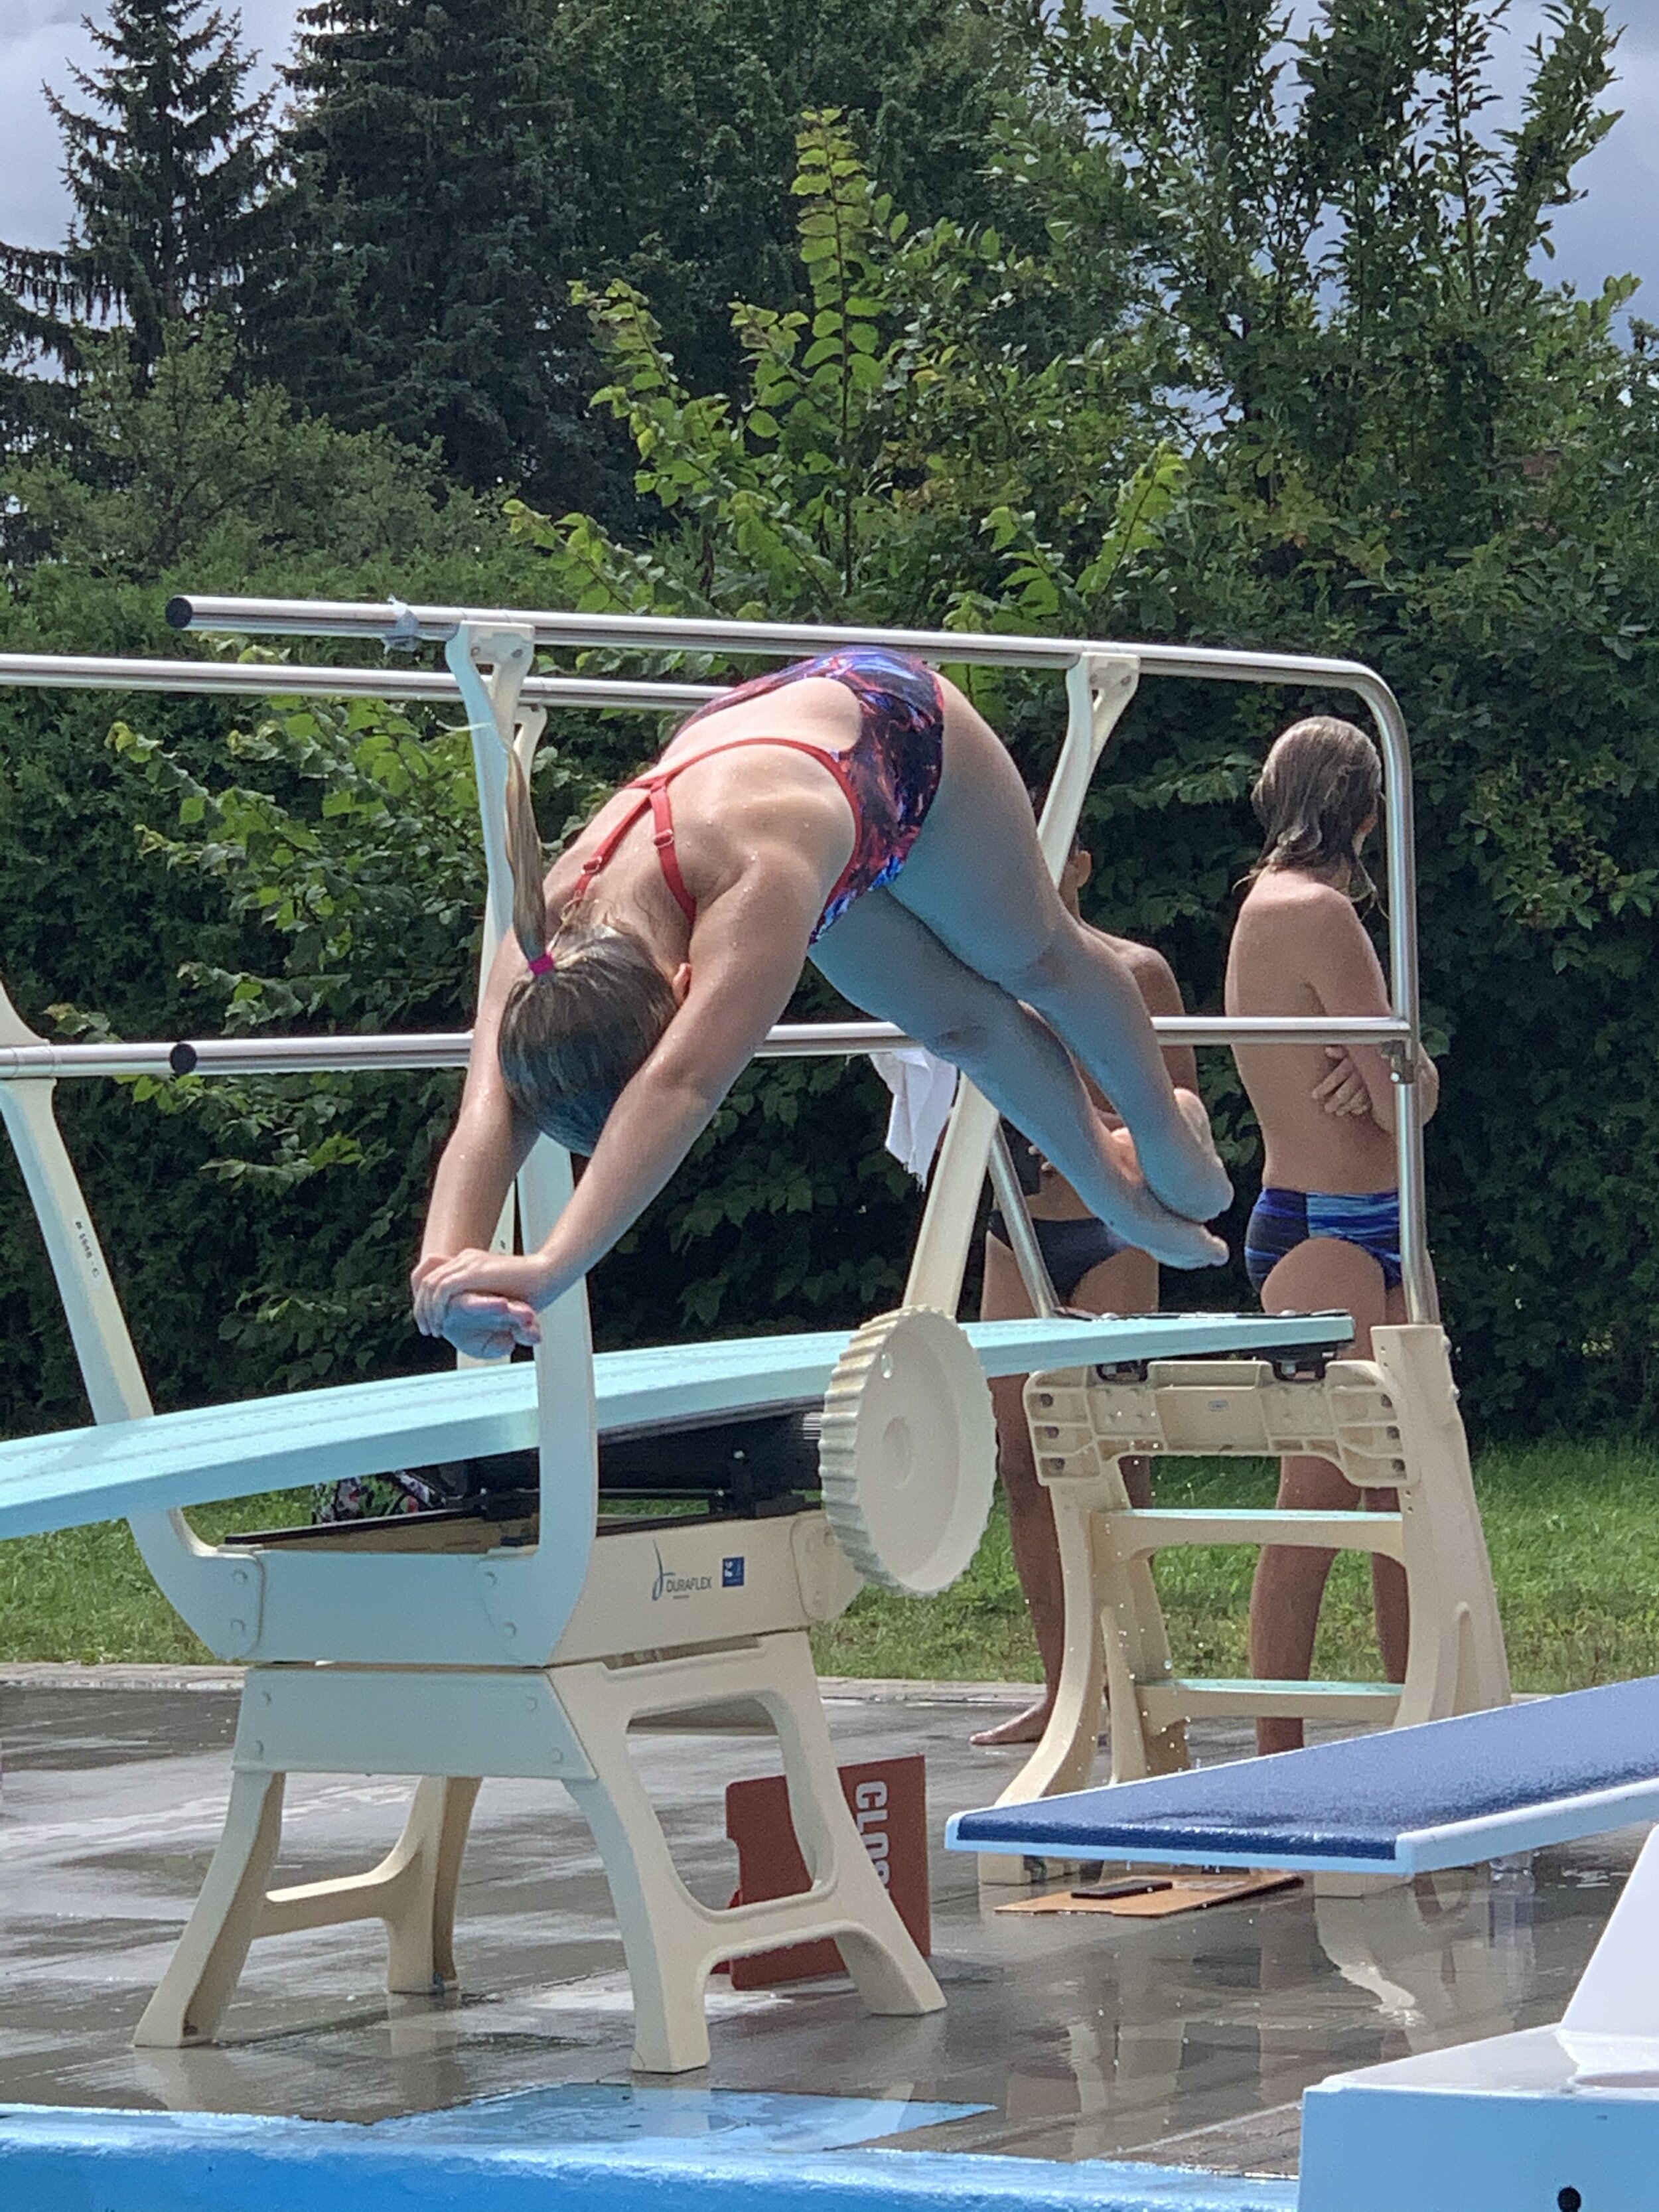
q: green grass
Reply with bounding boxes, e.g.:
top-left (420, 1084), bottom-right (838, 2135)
top-left (5, 1442), bottom-right (1659, 1693)
top-left (811, 1440), bottom-right (1659, 1696)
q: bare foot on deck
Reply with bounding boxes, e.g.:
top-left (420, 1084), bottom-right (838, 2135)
top-left (970, 1698), bottom-right (1053, 1747)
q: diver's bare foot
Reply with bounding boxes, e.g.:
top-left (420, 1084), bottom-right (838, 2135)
top-left (970, 1698), bottom-right (1053, 1747)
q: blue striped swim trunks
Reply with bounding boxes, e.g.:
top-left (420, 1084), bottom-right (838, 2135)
top-left (1244, 1187), bottom-right (1402, 1293)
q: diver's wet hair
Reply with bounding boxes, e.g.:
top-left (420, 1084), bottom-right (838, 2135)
top-left (1250, 717), bottom-right (1382, 903)
top-left (496, 753), bottom-right (678, 1154)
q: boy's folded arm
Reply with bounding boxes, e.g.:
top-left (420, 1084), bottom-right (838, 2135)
top-left (1301, 886), bottom-right (1407, 1130)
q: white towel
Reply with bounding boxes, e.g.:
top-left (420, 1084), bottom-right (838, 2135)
top-left (871, 1046), bottom-right (959, 1183)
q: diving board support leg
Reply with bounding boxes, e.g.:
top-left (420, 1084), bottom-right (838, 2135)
top-left (133, 1771), bottom-right (286, 2046)
top-left (977, 1462), bottom-right (1185, 1887)
top-left (1374, 1326), bottom-right (1510, 1729)
top-left (262, 1774), bottom-right (482, 1996)
top-left (132, 1769), bottom-right (483, 2046)
top-left (413, 1775), bottom-right (481, 1993)
top-left (555, 1632), bottom-right (943, 2074)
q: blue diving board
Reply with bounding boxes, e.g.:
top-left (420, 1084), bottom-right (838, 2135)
top-left (947, 1676), bottom-right (1659, 1876)
top-left (0, 1309), bottom-right (1353, 1544)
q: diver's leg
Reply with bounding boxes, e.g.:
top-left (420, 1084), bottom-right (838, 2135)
top-left (889, 683), bottom-right (1229, 1226)
top-left (811, 891), bottom-right (1222, 1268)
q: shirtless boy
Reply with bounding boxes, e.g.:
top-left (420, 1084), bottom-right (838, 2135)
top-left (973, 836), bottom-right (1201, 1748)
top-left (1226, 715), bottom-right (1439, 1755)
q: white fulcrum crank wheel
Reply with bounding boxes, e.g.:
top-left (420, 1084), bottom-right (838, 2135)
top-left (818, 1306), bottom-right (997, 1596)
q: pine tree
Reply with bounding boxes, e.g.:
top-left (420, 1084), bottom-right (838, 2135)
top-left (252, 0), bottom-right (595, 504)
top-left (0, 0), bottom-right (276, 381)
top-left (257, 0), bottom-right (1040, 511)
top-left (543, 0), bottom-right (1035, 400)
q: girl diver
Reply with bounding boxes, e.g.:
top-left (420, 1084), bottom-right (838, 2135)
top-left (413, 649), bottom-right (1230, 1357)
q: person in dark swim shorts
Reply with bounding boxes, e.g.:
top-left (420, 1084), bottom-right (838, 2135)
top-left (973, 832), bottom-right (1207, 1749)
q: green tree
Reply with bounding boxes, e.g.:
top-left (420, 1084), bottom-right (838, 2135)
top-left (250, 0), bottom-right (604, 508)
top-left (0, 321), bottom-right (548, 1434)
top-left (7, 320), bottom-right (484, 603)
top-left (255, 0), bottom-right (1048, 513)
top-left (0, 0), bottom-right (276, 382)
top-left (543, 0), bottom-right (1043, 399)
top-left (984, 0), bottom-right (1659, 1431)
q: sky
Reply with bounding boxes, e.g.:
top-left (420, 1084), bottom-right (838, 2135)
top-left (0, 0), bottom-right (1655, 313)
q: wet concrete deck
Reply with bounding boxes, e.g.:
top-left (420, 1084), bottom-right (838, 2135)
top-left (0, 1670), bottom-right (1640, 2175)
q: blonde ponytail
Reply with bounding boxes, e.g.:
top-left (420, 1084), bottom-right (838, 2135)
top-left (504, 748), bottom-right (551, 963)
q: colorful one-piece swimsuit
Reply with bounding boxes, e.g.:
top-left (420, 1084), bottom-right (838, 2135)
top-left (570, 648), bottom-right (945, 940)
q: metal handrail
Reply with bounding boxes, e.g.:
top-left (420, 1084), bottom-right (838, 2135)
top-left (0, 1015), bottom-right (1413, 1084)
top-left (0, 650), bottom-right (722, 712)
top-left (7, 619), bottom-right (1433, 1315)
top-left (161, 594), bottom-right (1419, 1047)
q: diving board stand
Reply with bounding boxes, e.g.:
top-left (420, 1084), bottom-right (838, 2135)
top-left (137, 1317), bottom-right (1366, 2070)
top-left (969, 1324), bottom-right (1510, 1885)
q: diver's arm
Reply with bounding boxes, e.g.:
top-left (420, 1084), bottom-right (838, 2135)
top-left (419, 924), bottom-right (538, 1263)
top-left (413, 859), bottom-right (821, 1331)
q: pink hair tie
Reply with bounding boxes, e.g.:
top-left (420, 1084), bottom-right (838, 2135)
top-left (527, 948), bottom-right (556, 978)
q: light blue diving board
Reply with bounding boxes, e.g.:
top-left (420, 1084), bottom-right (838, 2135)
top-left (0, 1309), bottom-right (1352, 1544)
top-left (946, 1675), bottom-right (1659, 1876)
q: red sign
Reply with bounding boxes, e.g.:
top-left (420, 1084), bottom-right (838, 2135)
top-left (719, 1753), bottom-right (930, 1988)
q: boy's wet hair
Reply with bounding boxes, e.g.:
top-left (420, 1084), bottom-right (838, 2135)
top-left (496, 755), bottom-right (678, 1155)
top-left (1249, 717), bottom-right (1382, 903)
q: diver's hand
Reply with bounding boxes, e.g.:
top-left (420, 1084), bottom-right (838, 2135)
top-left (411, 1248), bottom-right (553, 1345)
top-left (434, 1292), bottom-right (541, 1359)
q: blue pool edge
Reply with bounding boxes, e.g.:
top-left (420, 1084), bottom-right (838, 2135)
top-left (0, 2102), bottom-right (1295, 2212)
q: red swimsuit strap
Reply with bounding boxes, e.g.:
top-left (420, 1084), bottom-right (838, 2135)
top-left (571, 736), bottom-right (859, 927)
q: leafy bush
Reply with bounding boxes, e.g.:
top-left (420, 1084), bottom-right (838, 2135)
top-left (0, 326), bottom-right (548, 1430)
top-left (7, 1), bottom-right (1659, 1446)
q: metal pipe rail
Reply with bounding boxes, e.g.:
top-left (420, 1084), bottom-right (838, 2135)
top-left (161, 593), bottom-right (1421, 1040)
top-left (0, 1015), bottom-right (1412, 1084)
top-left (7, 620), bottom-right (1433, 1317)
top-left (0, 1021), bottom-right (903, 1079)
top-left (165, 592), bottom-right (1409, 697)
top-left (0, 650), bottom-right (722, 713)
